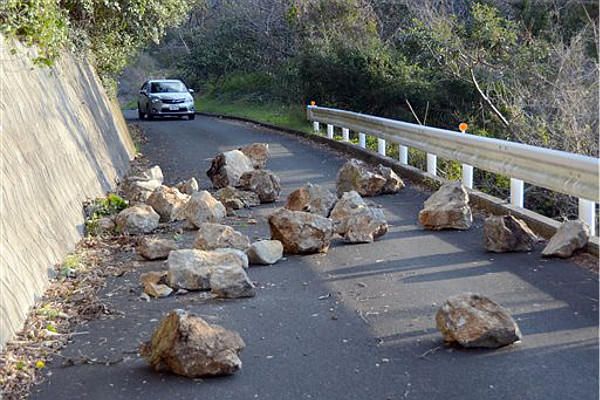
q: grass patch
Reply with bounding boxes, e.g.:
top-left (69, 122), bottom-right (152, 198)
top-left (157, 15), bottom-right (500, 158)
top-left (195, 96), bottom-right (313, 134)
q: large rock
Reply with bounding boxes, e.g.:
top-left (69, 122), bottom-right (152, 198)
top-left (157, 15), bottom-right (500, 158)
top-left (238, 170), bottom-right (281, 203)
top-left (121, 165), bottom-right (164, 202)
top-left (484, 215), bottom-right (537, 253)
top-left (214, 186), bottom-right (260, 211)
top-left (285, 183), bottom-right (337, 217)
top-left (175, 177), bottom-right (199, 195)
top-left (181, 191), bottom-right (226, 228)
top-left (140, 310), bottom-right (245, 377)
top-left (138, 237), bottom-right (178, 260)
top-left (207, 150), bottom-right (254, 189)
top-left (115, 205), bottom-right (160, 234)
top-left (247, 240), bottom-right (284, 265)
top-left (268, 209), bottom-right (334, 254)
top-left (418, 182), bottom-right (472, 230)
top-left (239, 143), bottom-right (269, 169)
top-left (213, 248), bottom-right (249, 269)
top-left (193, 223), bottom-right (250, 251)
top-left (436, 293), bottom-right (522, 348)
top-left (329, 191), bottom-right (388, 243)
top-left (336, 159), bottom-right (386, 197)
top-left (146, 185), bottom-right (190, 222)
top-left (542, 220), bottom-right (590, 258)
top-left (376, 165), bottom-right (405, 194)
top-left (210, 265), bottom-right (256, 298)
top-left (166, 249), bottom-right (247, 290)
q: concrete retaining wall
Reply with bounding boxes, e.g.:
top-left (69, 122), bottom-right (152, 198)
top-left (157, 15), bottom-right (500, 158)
top-left (0, 37), bottom-right (135, 348)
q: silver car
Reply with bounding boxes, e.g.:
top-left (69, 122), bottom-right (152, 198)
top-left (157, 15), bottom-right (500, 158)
top-left (138, 79), bottom-right (195, 120)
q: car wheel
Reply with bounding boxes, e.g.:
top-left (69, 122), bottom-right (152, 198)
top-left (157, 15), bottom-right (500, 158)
top-left (138, 105), bottom-right (145, 120)
top-left (188, 114), bottom-right (195, 120)
top-left (146, 106), bottom-right (154, 120)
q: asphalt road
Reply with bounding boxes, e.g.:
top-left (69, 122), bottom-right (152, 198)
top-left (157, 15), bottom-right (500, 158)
top-left (32, 112), bottom-right (599, 400)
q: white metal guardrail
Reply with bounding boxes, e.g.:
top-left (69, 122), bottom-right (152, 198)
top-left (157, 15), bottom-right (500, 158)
top-left (307, 105), bottom-right (599, 235)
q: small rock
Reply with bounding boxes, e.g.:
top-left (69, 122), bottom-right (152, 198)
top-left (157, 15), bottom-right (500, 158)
top-left (115, 205), bottom-right (160, 234)
top-left (120, 165), bottom-right (164, 202)
top-left (207, 150), bottom-right (254, 189)
top-left (238, 170), bottom-right (281, 203)
top-left (418, 182), bottom-right (472, 230)
top-left (138, 237), bottom-right (178, 260)
top-left (146, 185), bottom-right (190, 222)
top-left (483, 215), bottom-right (537, 253)
top-left (210, 265), bottom-right (256, 298)
top-left (285, 183), bottom-right (337, 217)
top-left (140, 271), bottom-right (172, 298)
top-left (239, 143), bottom-right (270, 169)
top-left (268, 208), bottom-right (334, 254)
top-left (247, 240), bottom-right (284, 265)
top-left (175, 177), bottom-right (199, 195)
top-left (181, 191), bottom-right (226, 228)
top-left (88, 217), bottom-right (116, 236)
top-left (140, 309), bottom-right (245, 377)
top-left (436, 293), bottom-right (522, 348)
top-left (542, 220), bottom-right (590, 258)
top-left (329, 191), bottom-right (388, 243)
top-left (214, 186), bottom-right (260, 211)
top-left (193, 223), bottom-right (250, 251)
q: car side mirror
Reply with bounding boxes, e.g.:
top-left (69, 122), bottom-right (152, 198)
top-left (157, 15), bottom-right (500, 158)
top-left (139, 89), bottom-right (147, 95)
top-left (188, 89), bottom-right (194, 94)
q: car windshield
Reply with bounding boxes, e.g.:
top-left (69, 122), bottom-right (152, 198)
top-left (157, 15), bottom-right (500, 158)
top-left (150, 81), bottom-right (186, 93)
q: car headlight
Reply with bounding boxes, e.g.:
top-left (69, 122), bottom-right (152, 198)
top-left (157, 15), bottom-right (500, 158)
top-left (150, 97), bottom-right (161, 103)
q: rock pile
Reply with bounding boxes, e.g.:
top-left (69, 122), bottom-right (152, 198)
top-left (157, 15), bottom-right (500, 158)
top-left (418, 182), bottom-right (472, 230)
top-left (336, 159), bottom-right (404, 197)
top-left (483, 215), bottom-right (537, 253)
top-left (329, 191), bottom-right (388, 243)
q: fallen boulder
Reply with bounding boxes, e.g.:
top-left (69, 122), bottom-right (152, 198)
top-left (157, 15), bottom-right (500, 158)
top-left (285, 183), bottom-right (337, 217)
top-left (238, 170), bottom-right (281, 203)
top-left (336, 159), bottom-right (386, 197)
top-left (239, 143), bottom-right (269, 169)
top-left (115, 205), bottom-right (160, 234)
top-left (207, 150), bottom-right (254, 189)
top-left (436, 293), bottom-right (522, 348)
top-left (329, 191), bottom-right (388, 243)
top-left (210, 265), bottom-right (256, 298)
top-left (140, 271), bottom-right (172, 298)
top-left (138, 237), bottom-right (178, 260)
top-left (214, 186), bottom-right (260, 212)
top-left (182, 191), bottom-right (226, 228)
top-left (213, 248), bottom-right (249, 269)
top-left (193, 223), bottom-right (250, 251)
top-left (542, 220), bottom-right (590, 258)
top-left (121, 165), bottom-right (164, 202)
top-left (418, 182), bottom-right (472, 230)
top-left (166, 249), bottom-right (247, 290)
top-left (483, 215), bottom-right (537, 253)
top-left (268, 208), bottom-right (334, 254)
top-left (140, 309), bottom-right (245, 377)
top-left (146, 185), bottom-right (190, 222)
top-left (376, 165), bottom-right (405, 194)
top-left (175, 177), bottom-right (199, 195)
top-left (247, 240), bottom-right (284, 265)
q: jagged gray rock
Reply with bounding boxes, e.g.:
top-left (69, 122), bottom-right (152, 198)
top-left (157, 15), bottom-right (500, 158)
top-left (239, 143), bottom-right (269, 169)
top-left (181, 191), bottom-right (226, 228)
top-left (193, 223), bottom-right (250, 251)
top-left (214, 186), bottom-right (260, 211)
top-left (336, 159), bottom-right (387, 197)
top-left (542, 220), bottom-right (589, 258)
top-left (238, 169), bottom-right (281, 203)
top-left (146, 185), bottom-right (189, 222)
top-left (209, 265), bottom-right (256, 298)
top-left (138, 237), bottom-right (178, 260)
top-left (121, 165), bottom-right (164, 202)
top-left (175, 177), bottom-right (199, 195)
top-left (115, 205), bottom-right (160, 234)
top-left (376, 165), bottom-right (405, 194)
top-left (418, 182), bottom-right (472, 230)
top-left (247, 240), bottom-right (284, 265)
top-left (329, 191), bottom-right (388, 243)
top-left (268, 208), bottom-right (334, 254)
top-left (207, 150), bottom-right (254, 189)
top-left (285, 183), bottom-right (337, 217)
top-left (484, 215), bottom-right (537, 253)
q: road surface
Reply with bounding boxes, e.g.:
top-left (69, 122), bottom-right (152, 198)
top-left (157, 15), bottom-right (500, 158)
top-left (32, 113), bottom-right (599, 400)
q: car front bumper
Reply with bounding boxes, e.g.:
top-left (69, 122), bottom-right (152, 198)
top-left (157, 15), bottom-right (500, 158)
top-left (150, 103), bottom-right (195, 116)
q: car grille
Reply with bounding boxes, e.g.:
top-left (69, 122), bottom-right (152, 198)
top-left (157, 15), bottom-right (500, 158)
top-left (162, 98), bottom-right (185, 104)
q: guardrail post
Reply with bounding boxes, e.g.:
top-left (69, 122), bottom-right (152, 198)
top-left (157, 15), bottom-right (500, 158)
top-left (426, 153), bottom-right (437, 175)
top-left (578, 198), bottom-right (596, 236)
top-left (399, 145), bottom-right (408, 165)
top-left (313, 121), bottom-right (320, 134)
top-left (359, 132), bottom-right (366, 148)
top-left (462, 164), bottom-right (473, 189)
top-left (342, 128), bottom-right (350, 142)
top-left (377, 138), bottom-right (386, 156)
top-left (510, 178), bottom-right (524, 208)
top-left (327, 124), bottom-right (334, 139)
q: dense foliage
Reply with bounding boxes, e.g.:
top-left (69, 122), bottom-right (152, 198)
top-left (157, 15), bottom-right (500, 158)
top-left (0, 0), bottom-right (197, 92)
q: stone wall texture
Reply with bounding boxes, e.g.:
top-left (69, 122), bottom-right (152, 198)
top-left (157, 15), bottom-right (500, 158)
top-left (0, 36), bottom-right (135, 348)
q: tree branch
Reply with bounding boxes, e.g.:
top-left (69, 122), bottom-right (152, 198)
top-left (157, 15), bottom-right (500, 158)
top-left (470, 68), bottom-right (510, 127)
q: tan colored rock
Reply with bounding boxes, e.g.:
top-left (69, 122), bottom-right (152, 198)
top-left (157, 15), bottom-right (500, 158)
top-left (138, 237), bottom-right (177, 260)
top-left (182, 191), bottom-right (226, 228)
top-left (542, 220), bottom-right (590, 258)
top-left (140, 271), bottom-right (172, 298)
top-left (210, 265), bottom-right (256, 298)
top-left (418, 182), bottom-right (472, 230)
top-left (140, 310), bottom-right (245, 377)
top-left (330, 191), bottom-right (388, 243)
top-left (238, 170), bottom-right (281, 203)
top-left (87, 216), bottom-right (115, 236)
top-left (376, 165), bottom-right (405, 194)
top-left (268, 208), bottom-right (334, 254)
top-left (247, 240), bottom-right (284, 265)
top-left (166, 249), bottom-right (246, 290)
top-left (436, 293), bottom-right (522, 348)
top-left (285, 183), bottom-right (337, 217)
top-left (193, 223), bottom-right (250, 251)
top-left (484, 215), bottom-right (537, 253)
top-left (115, 205), bottom-right (160, 234)
top-left (239, 143), bottom-right (269, 169)
top-left (336, 159), bottom-right (387, 197)
top-left (214, 186), bottom-right (260, 211)
top-left (146, 185), bottom-right (190, 222)
top-left (121, 165), bottom-right (164, 202)
top-left (175, 177), bottom-right (199, 195)
top-left (207, 150), bottom-right (254, 189)
top-left (213, 248), bottom-right (249, 269)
